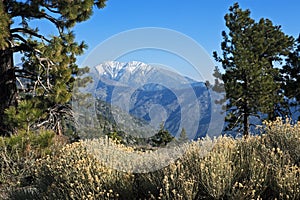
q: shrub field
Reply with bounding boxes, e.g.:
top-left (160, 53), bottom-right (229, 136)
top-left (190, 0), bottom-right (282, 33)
top-left (1, 118), bottom-right (300, 199)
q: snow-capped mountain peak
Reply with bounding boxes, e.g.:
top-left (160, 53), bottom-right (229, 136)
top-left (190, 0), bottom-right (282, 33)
top-left (95, 61), bottom-right (154, 81)
top-left (89, 60), bottom-right (212, 139)
top-left (94, 61), bottom-right (198, 89)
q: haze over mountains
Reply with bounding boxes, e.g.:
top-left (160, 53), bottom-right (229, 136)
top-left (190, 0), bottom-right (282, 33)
top-left (88, 61), bottom-right (212, 140)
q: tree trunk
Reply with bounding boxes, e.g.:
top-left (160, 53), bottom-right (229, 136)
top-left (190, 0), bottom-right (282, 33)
top-left (243, 73), bottom-right (250, 137)
top-left (0, 48), bottom-right (17, 135)
top-left (243, 111), bottom-right (249, 137)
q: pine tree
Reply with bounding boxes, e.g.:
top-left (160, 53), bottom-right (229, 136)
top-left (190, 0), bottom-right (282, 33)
top-left (0, 0), bottom-right (106, 135)
top-left (178, 128), bottom-right (189, 143)
top-left (281, 35), bottom-right (300, 120)
top-left (213, 3), bottom-right (294, 136)
top-left (150, 124), bottom-right (174, 147)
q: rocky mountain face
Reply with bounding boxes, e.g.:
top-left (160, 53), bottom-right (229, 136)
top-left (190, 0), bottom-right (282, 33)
top-left (90, 61), bottom-right (211, 140)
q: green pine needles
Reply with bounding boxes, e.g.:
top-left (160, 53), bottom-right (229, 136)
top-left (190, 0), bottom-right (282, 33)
top-left (0, 0), bottom-right (106, 135)
top-left (213, 3), bottom-right (296, 136)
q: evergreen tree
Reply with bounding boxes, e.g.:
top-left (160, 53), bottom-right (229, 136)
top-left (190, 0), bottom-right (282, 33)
top-left (213, 3), bottom-right (294, 136)
top-left (178, 128), bottom-right (189, 143)
top-left (150, 124), bottom-right (174, 147)
top-left (281, 35), bottom-right (300, 120)
top-left (0, 0), bottom-right (106, 135)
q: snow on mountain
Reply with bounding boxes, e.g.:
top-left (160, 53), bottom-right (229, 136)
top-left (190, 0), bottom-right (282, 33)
top-left (91, 61), bottom-right (211, 140)
top-left (94, 61), bottom-right (194, 89)
top-left (95, 61), bottom-right (152, 80)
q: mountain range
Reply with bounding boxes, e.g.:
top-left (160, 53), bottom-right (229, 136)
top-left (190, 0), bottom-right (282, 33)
top-left (87, 61), bottom-right (212, 140)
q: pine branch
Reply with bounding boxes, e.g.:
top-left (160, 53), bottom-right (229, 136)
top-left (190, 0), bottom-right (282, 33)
top-left (11, 34), bottom-right (42, 54)
top-left (10, 5), bottom-right (64, 35)
top-left (44, 5), bottom-right (60, 14)
top-left (15, 74), bottom-right (36, 80)
top-left (15, 69), bottom-right (37, 82)
top-left (16, 77), bottom-right (25, 90)
top-left (11, 33), bottom-right (27, 43)
top-left (11, 43), bottom-right (32, 53)
top-left (11, 28), bottom-right (51, 43)
top-left (34, 104), bottom-right (74, 134)
top-left (38, 13), bottom-right (64, 34)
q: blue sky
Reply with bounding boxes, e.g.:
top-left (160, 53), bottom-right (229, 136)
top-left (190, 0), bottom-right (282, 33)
top-left (65, 0), bottom-right (299, 81)
top-left (74, 0), bottom-right (299, 65)
top-left (14, 1), bottom-right (300, 81)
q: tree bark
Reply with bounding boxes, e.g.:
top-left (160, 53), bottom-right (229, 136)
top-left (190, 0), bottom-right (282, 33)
top-left (0, 48), bottom-right (17, 135)
top-left (243, 110), bottom-right (249, 137)
top-left (243, 74), bottom-right (249, 137)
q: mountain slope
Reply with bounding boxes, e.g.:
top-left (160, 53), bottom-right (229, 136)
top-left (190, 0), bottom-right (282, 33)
top-left (92, 61), bottom-right (211, 140)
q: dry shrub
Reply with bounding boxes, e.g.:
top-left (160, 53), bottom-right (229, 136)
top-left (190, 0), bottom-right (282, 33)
top-left (230, 136), bottom-right (269, 200)
top-left (276, 164), bottom-right (300, 199)
top-left (157, 137), bottom-right (215, 200)
top-left (0, 130), bottom-right (58, 199)
top-left (133, 118), bottom-right (300, 199)
top-left (4, 117), bottom-right (300, 199)
top-left (261, 118), bottom-right (300, 199)
top-left (31, 140), bottom-right (134, 200)
top-left (262, 118), bottom-right (300, 165)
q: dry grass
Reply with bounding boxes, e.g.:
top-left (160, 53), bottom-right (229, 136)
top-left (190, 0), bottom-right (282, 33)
top-left (1, 117), bottom-right (300, 199)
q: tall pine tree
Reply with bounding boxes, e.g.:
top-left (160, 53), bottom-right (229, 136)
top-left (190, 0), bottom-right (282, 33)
top-left (281, 35), bottom-right (300, 120)
top-left (213, 3), bottom-right (294, 136)
top-left (0, 0), bottom-right (106, 135)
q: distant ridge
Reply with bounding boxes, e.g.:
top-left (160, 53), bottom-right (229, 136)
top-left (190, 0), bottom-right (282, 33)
top-left (90, 61), bottom-right (211, 140)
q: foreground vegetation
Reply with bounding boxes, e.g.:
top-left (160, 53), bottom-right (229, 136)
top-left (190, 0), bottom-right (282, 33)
top-left (0, 118), bottom-right (299, 199)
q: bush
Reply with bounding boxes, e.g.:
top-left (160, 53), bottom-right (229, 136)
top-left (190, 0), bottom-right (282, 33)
top-left (3, 117), bottom-right (300, 199)
top-left (0, 130), bottom-right (59, 199)
top-left (262, 118), bottom-right (300, 165)
top-left (133, 118), bottom-right (300, 199)
top-left (29, 141), bottom-right (134, 200)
